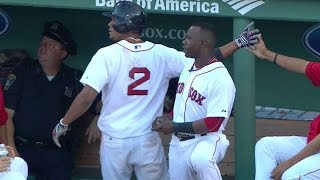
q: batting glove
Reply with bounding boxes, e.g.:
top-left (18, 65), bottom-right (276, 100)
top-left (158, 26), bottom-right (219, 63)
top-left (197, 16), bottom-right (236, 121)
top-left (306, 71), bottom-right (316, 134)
top-left (52, 118), bottom-right (69, 148)
top-left (235, 22), bottom-right (260, 49)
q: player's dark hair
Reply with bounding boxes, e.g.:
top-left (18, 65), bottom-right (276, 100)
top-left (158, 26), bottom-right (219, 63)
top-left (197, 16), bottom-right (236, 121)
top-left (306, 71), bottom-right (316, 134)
top-left (191, 22), bottom-right (217, 46)
top-left (192, 22), bottom-right (216, 37)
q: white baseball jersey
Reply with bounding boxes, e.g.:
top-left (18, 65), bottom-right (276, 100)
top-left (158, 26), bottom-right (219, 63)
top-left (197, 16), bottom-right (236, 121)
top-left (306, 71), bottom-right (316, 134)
top-left (169, 60), bottom-right (235, 180)
top-left (173, 60), bottom-right (235, 131)
top-left (80, 40), bottom-right (192, 138)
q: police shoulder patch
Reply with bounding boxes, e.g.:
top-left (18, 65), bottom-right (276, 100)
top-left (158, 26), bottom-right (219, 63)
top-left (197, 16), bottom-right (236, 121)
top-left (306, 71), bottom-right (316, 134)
top-left (4, 74), bottom-right (16, 90)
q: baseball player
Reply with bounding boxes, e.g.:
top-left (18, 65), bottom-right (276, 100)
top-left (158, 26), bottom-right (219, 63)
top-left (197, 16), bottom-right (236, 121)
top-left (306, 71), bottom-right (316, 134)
top-left (52, 2), bottom-right (258, 180)
top-left (152, 22), bottom-right (236, 180)
top-left (249, 36), bottom-right (320, 180)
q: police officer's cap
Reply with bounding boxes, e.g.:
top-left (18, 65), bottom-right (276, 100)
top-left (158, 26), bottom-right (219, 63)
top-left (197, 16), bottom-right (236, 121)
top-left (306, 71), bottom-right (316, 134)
top-left (42, 20), bottom-right (77, 56)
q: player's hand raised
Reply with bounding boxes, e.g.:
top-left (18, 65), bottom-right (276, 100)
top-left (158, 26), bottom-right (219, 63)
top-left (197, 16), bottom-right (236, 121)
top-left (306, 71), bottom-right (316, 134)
top-left (52, 118), bottom-right (69, 148)
top-left (235, 21), bottom-right (260, 49)
top-left (246, 35), bottom-right (269, 59)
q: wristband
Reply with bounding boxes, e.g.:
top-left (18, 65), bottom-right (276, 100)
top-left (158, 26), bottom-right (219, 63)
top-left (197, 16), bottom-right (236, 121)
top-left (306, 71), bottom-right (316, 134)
top-left (173, 122), bottom-right (195, 134)
top-left (273, 53), bottom-right (279, 64)
top-left (59, 118), bottom-right (69, 127)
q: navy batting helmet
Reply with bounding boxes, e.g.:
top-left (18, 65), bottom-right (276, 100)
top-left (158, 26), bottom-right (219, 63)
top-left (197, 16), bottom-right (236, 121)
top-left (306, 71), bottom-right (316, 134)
top-left (102, 1), bottom-right (147, 34)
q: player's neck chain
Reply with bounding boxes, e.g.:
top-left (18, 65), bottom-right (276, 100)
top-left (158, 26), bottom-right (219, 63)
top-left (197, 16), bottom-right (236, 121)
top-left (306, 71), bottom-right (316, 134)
top-left (190, 58), bottom-right (219, 72)
top-left (125, 37), bottom-right (143, 43)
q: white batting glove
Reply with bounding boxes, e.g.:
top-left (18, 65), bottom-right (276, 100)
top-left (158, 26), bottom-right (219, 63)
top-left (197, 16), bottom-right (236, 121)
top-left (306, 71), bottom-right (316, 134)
top-left (52, 118), bottom-right (69, 148)
top-left (235, 22), bottom-right (260, 49)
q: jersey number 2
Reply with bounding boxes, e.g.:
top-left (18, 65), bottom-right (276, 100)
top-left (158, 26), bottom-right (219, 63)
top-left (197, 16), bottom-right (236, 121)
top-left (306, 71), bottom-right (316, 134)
top-left (128, 67), bottom-right (150, 95)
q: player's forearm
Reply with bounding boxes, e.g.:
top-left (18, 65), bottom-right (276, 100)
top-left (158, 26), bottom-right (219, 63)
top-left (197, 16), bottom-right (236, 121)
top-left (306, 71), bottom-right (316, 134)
top-left (0, 126), bottom-right (7, 145)
top-left (62, 98), bottom-right (90, 124)
top-left (218, 41), bottom-right (239, 60)
top-left (62, 96), bottom-right (93, 125)
top-left (5, 109), bottom-right (15, 146)
top-left (62, 86), bottom-right (98, 125)
top-left (174, 118), bottom-right (220, 134)
top-left (193, 117), bottom-right (224, 134)
top-left (173, 121), bottom-right (207, 134)
top-left (286, 134), bottom-right (320, 167)
top-left (262, 50), bottom-right (309, 75)
top-left (192, 119), bottom-right (210, 134)
top-left (6, 118), bottom-right (15, 147)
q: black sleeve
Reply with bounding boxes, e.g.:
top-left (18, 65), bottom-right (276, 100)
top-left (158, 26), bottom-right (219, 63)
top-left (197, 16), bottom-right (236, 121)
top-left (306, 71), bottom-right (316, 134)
top-left (214, 48), bottom-right (224, 61)
top-left (3, 64), bottom-right (24, 110)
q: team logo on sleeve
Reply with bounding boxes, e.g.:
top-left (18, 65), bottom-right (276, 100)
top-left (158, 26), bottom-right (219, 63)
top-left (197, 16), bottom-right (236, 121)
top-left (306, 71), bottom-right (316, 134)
top-left (4, 74), bottom-right (16, 90)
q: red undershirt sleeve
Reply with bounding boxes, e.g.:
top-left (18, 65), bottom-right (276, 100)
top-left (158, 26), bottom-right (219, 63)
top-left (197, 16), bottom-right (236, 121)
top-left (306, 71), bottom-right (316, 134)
top-left (204, 117), bottom-right (224, 132)
top-left (0, 85), bottom-right (8, 126)
top-left (305, 62), bottom-right (320, 87)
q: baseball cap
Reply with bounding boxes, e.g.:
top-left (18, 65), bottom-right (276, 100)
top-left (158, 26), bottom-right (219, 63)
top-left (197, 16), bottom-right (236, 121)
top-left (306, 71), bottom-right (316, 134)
top-left (42, 20), bottom-right (77, 55)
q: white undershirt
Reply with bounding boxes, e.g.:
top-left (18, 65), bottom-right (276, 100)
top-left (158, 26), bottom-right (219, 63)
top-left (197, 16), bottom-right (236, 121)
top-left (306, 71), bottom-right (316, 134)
top-left (47, 75), bottom-right (55, 81)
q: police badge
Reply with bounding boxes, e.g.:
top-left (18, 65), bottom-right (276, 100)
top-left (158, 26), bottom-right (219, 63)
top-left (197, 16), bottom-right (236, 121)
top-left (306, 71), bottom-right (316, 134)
top-left (64, 86), bottom-right (72, 98)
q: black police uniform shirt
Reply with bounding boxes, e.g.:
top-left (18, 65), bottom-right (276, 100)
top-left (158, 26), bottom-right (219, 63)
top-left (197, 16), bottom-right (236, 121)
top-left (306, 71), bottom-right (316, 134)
top-left (4, 60), bottom-right (83, 140)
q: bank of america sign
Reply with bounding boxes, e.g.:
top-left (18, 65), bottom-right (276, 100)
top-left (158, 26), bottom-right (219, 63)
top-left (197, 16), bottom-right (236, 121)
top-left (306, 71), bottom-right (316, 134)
top-left (222, 0), bottom-right (265, 15)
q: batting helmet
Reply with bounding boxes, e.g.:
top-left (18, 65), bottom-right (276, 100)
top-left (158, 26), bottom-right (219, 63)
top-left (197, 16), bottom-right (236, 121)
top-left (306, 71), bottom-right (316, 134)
top-left (102, 1), bottom-right (147, 34)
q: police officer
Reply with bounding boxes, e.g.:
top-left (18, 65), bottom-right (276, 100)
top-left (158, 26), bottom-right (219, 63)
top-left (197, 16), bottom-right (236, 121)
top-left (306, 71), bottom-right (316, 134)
top-left (4, 20), bottom-right (82, 180)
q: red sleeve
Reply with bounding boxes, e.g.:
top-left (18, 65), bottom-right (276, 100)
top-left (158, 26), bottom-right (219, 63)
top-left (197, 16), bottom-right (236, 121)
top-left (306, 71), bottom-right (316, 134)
top-left (307, 115), bottom-right (320, 143)
top-left (305, 62), bottom-right (320, 87)
top-left (204, 117), bottom-right (224, 132)
top-left (0, 84), bottom-right (8, 126)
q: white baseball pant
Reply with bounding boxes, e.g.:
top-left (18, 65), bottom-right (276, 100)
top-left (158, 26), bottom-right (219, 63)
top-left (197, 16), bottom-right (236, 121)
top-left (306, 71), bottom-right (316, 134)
top-left (168, 133), bottom-right (229, 180)
top-left (100, 132), bottom-right (169, 180)
top-left (255, 136), bottom-right (320, 180)
top-left (0, 157), bottom-right (28, 180)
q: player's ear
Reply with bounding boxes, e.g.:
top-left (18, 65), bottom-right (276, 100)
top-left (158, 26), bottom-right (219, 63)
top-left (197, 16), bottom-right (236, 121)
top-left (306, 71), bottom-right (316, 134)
top-left (201, 39), bottom-right (210, 47)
